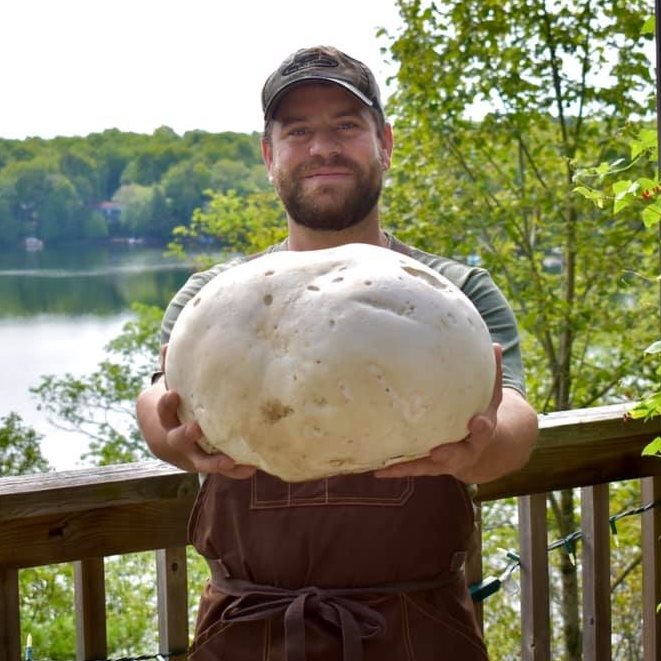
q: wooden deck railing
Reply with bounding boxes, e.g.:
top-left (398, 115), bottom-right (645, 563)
top-left (1, 402), bottom-right (660, 661)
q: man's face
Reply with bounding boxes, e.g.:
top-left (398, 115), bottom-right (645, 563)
top-left (262, 84), bottom-right (393, 232)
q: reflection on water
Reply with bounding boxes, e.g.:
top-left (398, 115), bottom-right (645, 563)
top-left (0, 242), bottom-right (206, 470)
top-left (0, 243), bottom-right (197, 317)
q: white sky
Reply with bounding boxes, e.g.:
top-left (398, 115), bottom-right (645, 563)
top-left (2, 0), bottom-right (402, 140)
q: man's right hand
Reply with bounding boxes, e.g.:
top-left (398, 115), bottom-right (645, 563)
top-left (137, 382), bottom-right (256, 479)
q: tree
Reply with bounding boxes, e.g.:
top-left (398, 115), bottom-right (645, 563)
top-left (31, 303), bottom-right (162, 465)
top-left (112, 183), bottom-right (157, 237)
top-left (383, 0), bottom-right (655, 656)
top-left (0, 190), bottom-right (20, 246)
top-left (169, 189), bottom-right (287, 259)
top-left (161, 158), bottom-right (212, 229)
top-left (0, 413), bottom-right (49, 476)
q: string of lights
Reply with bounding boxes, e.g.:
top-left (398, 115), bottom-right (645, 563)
top-left (469, 499), bottom-right (661, 602)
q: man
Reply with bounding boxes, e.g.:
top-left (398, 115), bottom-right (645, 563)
top-left (136, 46), bottom-right (538, 661)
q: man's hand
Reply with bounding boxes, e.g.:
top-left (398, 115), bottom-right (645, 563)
top-left (137, 382), bottom-right (256, 479)
top-left (373, 345), bottom-right (537, 484)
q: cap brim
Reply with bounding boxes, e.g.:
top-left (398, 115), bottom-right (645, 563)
top-left (264, 76), bottom-right (374, 119)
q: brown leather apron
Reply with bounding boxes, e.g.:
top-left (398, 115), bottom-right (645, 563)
top-left (187, 471), bottom-right (488, 660)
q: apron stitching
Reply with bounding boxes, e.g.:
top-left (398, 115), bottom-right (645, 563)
top-left (400, 594), bottom-right (416, 661)
top-left (402, 593), bottom-right (488, 655)
top-left (249, 479), bottom-right (415, 509)
top-left (263, 618), bottom-right (270, 661)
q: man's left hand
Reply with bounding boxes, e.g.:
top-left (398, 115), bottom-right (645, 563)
top-left (373, 344), bottom-right (504, 483)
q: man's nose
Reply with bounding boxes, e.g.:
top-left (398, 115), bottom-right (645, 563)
top-left (308, 129), bottom-right (341, 158)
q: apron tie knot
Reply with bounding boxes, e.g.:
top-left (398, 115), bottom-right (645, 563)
top-left (221, 586), bottom-right (386, 661)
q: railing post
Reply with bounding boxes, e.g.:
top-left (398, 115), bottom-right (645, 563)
top-left (156, 546), bottom-right (189, 659)
top-left (581, 484), bottom-right (611, 660)
top-left (74, 557), bottom-right (107, 661)
top-left (519, 493), bottom-right (550, 661)
top-left (0, 568), bottom-right (20, 661)
top-left (642, 476), bottom-right (661, 660)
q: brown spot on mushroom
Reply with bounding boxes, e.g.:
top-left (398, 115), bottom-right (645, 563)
top-left (260, 399), bottom-right (294, 424)
top-left (307, 285), bottom-right (320, 291)
top-left (329, 458), bottom-right (352, 467)
top-left (265, 270), bottom-right (275, 276)
top-left (263, 294), bottom-right (273, 305)
top-left (193, 297), bottom-right (202, 307)
top-left (332, 277), bottom-right (344, 283)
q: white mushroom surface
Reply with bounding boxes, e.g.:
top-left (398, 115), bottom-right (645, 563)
top-left (164, 243), bottom-right (496, 482)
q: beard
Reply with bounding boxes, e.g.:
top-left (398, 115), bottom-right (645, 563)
top-left (272, 155), bottom-right (383, 232)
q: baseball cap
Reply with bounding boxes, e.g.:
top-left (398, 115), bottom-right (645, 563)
top-left (262, 46), bottom-right (383, 120)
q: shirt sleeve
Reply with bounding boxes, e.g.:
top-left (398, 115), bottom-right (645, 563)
top-left (160, 259), bottom-right (243, 345)
top-left (459, 268), bottom-right (527, 396)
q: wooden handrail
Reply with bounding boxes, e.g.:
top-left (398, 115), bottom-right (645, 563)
top-left (477, 403), bottom-right (661, 500)
top-left (1, 403), bottom-right (659, 571)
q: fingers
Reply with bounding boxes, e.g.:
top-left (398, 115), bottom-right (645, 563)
top-left (374, 456), bottom-right (439, 478)
top-left (157, 389), bottom-right (182, 430)
top-left (194, 448), bottom-right (257, 479)
top-left (158, 394), bottom-right (256, 479)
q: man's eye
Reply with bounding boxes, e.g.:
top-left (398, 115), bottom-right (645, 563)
top-left (289, 127), bottom-right (309, 137)
top-left (337, 122), bottom-right (358, 131)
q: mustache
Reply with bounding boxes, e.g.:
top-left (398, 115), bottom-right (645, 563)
top-left (297, 155), bottom-right (360, 176)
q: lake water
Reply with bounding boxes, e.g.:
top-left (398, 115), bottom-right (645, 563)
top-left (0, 242), bottom-right (195, 471)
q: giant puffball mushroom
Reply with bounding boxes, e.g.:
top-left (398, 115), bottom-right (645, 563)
top-left (164, 243), bottom-right (496, 482)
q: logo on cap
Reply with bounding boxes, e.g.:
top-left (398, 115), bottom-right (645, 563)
top-left (282, 52), bottom-right (340, 76)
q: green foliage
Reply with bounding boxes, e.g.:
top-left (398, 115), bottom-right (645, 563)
top-left (572, 82), bottom-right (661, 461)
top-left (0, 128), bottom-right (268, 245)
top-left (574, 126), bottom-right (659, 224)
top-left (20, 564), bottom-right (76, 659)
top-left (169, 189), bottom-right (287, 261)
top-left (0, 412), bottom-right (49, 476)
top-left (30, 303), bottom-right (162, 465)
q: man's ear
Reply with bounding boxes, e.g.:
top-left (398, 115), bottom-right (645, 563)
top-left (261, 136), bottom-right (274, 176)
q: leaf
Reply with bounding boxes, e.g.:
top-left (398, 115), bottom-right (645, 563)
top-left (645, 340), bottom-right (661, 355)
top-left (641, 16), bottom-right (656, 36)
top-left (631, 130), bottom-right (658, 160)
top-left (642, 202), bottom-right (661, 228)
top-left (613, 197), bottom-right (633, 215)
top-left (573, 186), bottom-right (606, 206)
top-left (612, 180), bottom-right (634, 196)
top-left (639, 128), bottom-right (658, 147)
top-left (636, 177), bottom-right (658, 192)
top-left (595, 161), bottom-right (613, 176)
top-left (642, 437), bottom-right (661, 457)
top-left (612, 180), bottom-right (636, 214)
top-left (629, 392), bottom-right (661, 420)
